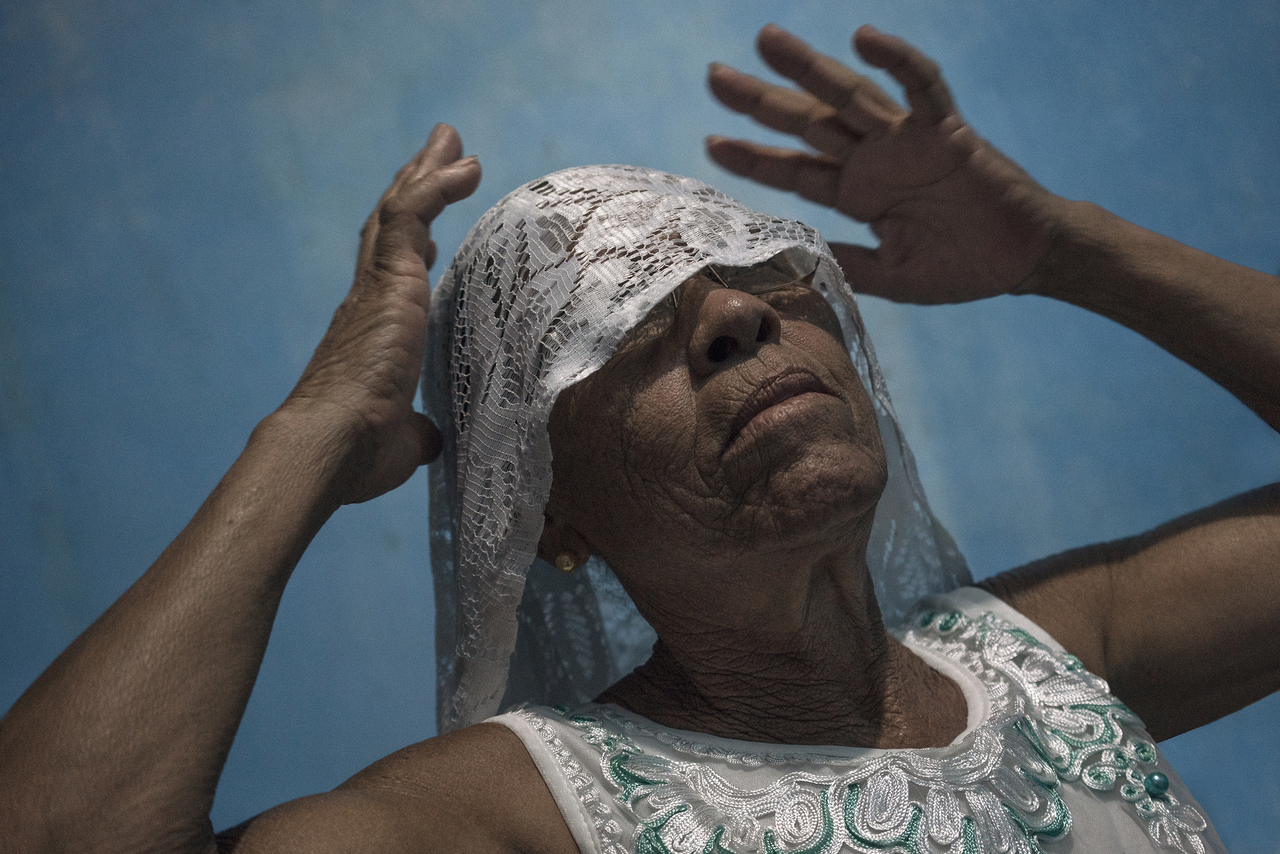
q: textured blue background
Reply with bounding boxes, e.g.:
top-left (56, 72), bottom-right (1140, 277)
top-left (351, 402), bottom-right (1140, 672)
top-left (2, 0), bottom-right (1278, 846)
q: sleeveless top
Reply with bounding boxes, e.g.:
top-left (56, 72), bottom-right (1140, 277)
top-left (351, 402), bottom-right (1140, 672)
top-left (489, 587), bottom-right (1225, 854)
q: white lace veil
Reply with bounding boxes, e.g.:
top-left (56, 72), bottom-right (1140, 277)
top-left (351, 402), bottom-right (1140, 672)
top-left (422, 165), bottom-right (970, 733)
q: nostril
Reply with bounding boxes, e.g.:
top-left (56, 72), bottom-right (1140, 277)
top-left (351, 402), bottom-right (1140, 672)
top-left (756, 317), bottom-right (771, 343)
top-left (707, 335), bottom-right (738, 363)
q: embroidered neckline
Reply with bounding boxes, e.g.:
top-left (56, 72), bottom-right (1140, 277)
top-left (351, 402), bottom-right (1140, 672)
top-left (514, 607), bottom-right (1209, 854)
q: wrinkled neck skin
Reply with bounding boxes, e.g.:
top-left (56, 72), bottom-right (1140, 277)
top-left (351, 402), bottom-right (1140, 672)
top-left (596, 511), bottom-right (968, 751)
top-left (546, 270), bottom-right (967, 749)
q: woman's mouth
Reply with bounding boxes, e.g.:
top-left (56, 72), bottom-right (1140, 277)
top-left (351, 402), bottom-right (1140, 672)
top-left (724, 368), bottom-right (835, 454)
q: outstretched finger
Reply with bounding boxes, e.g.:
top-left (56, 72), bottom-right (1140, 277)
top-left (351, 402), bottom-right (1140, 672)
top-left (852, 26), bottom-right (955, 125)
top-left (755, 24), bottom-right (903, 136)
top-left (387, 123), bottom-right (465, 200)
top-left (709, 63), bottom-right (860, 158)
top-left (358, 124), bottom-right (471, 272)
top-left (371, 153), bottom-right (481, 281)
top-left (706, 135), bottom-right (841, 209)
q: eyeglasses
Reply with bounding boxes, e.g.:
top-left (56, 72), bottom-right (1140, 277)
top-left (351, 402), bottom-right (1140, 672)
top-left (627, 251), bottom-right (820, 343)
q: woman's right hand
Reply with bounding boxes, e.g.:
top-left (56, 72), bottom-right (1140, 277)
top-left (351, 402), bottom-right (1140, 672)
top-left (707, 24), bottom-right (1063, 305)
top-left (278, 123), bottom-right (480, 508)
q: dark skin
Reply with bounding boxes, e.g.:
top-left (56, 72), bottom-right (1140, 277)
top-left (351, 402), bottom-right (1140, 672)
top-left (703, 23), bottom-right (1280, 740)
top-left (539, 271), bottom-right (966, 750)
top-left (1, 23), bottom-right (1278, 854)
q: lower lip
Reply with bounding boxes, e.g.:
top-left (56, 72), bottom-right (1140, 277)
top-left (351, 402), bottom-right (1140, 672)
top-left (726, 391), bottom-right (831, 454)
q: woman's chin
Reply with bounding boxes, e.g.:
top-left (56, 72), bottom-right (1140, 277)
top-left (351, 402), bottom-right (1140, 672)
top-left (731, 439), bottom-right (887, 545)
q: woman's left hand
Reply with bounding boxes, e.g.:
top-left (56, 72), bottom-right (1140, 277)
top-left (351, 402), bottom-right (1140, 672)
top-left (279, 123), bottom-right (480, 506)
top-left (706, 25), bottom-right (1061, 305)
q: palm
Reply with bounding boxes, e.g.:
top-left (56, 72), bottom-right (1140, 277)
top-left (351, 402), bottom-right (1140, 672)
top-left (708, 25), bottom-right (1059, 304)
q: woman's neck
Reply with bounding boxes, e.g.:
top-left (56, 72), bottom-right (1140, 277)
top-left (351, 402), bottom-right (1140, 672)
top-left (598, 552), bottom-right (968, 749)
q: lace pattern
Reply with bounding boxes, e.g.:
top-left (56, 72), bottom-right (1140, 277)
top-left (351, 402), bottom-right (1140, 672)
top-left (423, 165), bottom-right (971, 731)
top-left (512, 608), bottom-right (1209, 854)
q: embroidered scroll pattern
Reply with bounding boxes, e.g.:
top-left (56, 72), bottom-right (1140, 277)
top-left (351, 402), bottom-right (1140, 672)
top-left (909, 612), bottom-right (1207, 854)
top-left (517, 610), bottom-right (1207, 854)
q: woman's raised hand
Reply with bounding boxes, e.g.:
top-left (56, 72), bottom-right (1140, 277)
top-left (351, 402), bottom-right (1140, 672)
top-left (0, 127), bottom-right (485, 854)
top-left (281, 123), bottom-right (480, 506)
top-left (707, 25), bottom-right (1062, 304)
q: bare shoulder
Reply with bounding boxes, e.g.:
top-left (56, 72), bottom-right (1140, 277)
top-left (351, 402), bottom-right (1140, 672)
top-left (976, 541), bottom-right (1116, 676)
top-left (217, 722), bottom-right (578, 854)
top-left (977, 482), bottom-right (1280, 737)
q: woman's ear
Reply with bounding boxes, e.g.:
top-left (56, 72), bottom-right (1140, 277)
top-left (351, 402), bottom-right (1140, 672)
top-left (537, 513), bottom-right (593, 570)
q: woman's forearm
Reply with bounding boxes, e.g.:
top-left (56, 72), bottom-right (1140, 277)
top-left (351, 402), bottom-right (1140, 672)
top-left (0, 409), bottom-right (345, 854)
top-left (0, 127), bottom-right (477, 854)
top-left (1027, 199), bottom-right (1280, 431)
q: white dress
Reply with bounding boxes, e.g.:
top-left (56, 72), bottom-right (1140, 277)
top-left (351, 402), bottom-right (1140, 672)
top-left (489, 587), bottom-right (1225, 854)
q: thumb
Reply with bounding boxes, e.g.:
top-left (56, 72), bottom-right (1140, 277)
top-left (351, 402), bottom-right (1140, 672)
top-left (415, 411), bottom-right (443, 465)
top-left (830, 242), bottom-right (897, 299)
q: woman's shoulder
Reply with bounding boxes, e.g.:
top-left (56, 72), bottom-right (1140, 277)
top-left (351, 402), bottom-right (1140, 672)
top-left (217, 722), bottom-right (578, 854)
top-left (913, 584), bottom-right (1068, 652)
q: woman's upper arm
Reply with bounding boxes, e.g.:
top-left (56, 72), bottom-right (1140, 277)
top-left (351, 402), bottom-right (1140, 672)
top-left (980, 482), bottom-right (1280, 741)
top-left (216, 723), bottom-right (576, 854)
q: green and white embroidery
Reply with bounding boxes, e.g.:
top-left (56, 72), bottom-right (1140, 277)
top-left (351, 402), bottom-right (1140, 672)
top-left (911, 611), bottom-right (1207, 854)
top-left (516, 610), bottom-right (1207, 854)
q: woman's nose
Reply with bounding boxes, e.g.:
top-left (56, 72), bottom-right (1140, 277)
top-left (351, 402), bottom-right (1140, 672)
top-left (688, 286), bottom-right (781, 378)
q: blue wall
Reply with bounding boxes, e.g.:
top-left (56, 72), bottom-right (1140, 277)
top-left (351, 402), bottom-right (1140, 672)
top-left (2, 0), bottom-right (1277, 846)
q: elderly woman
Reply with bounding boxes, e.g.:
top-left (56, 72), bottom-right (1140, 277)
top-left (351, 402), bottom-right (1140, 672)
top-left (2, 24), bottom-right (1277, 854)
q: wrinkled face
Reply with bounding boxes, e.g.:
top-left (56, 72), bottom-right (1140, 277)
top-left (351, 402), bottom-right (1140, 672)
top-left (545, 265), bottom-right (888, 583)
